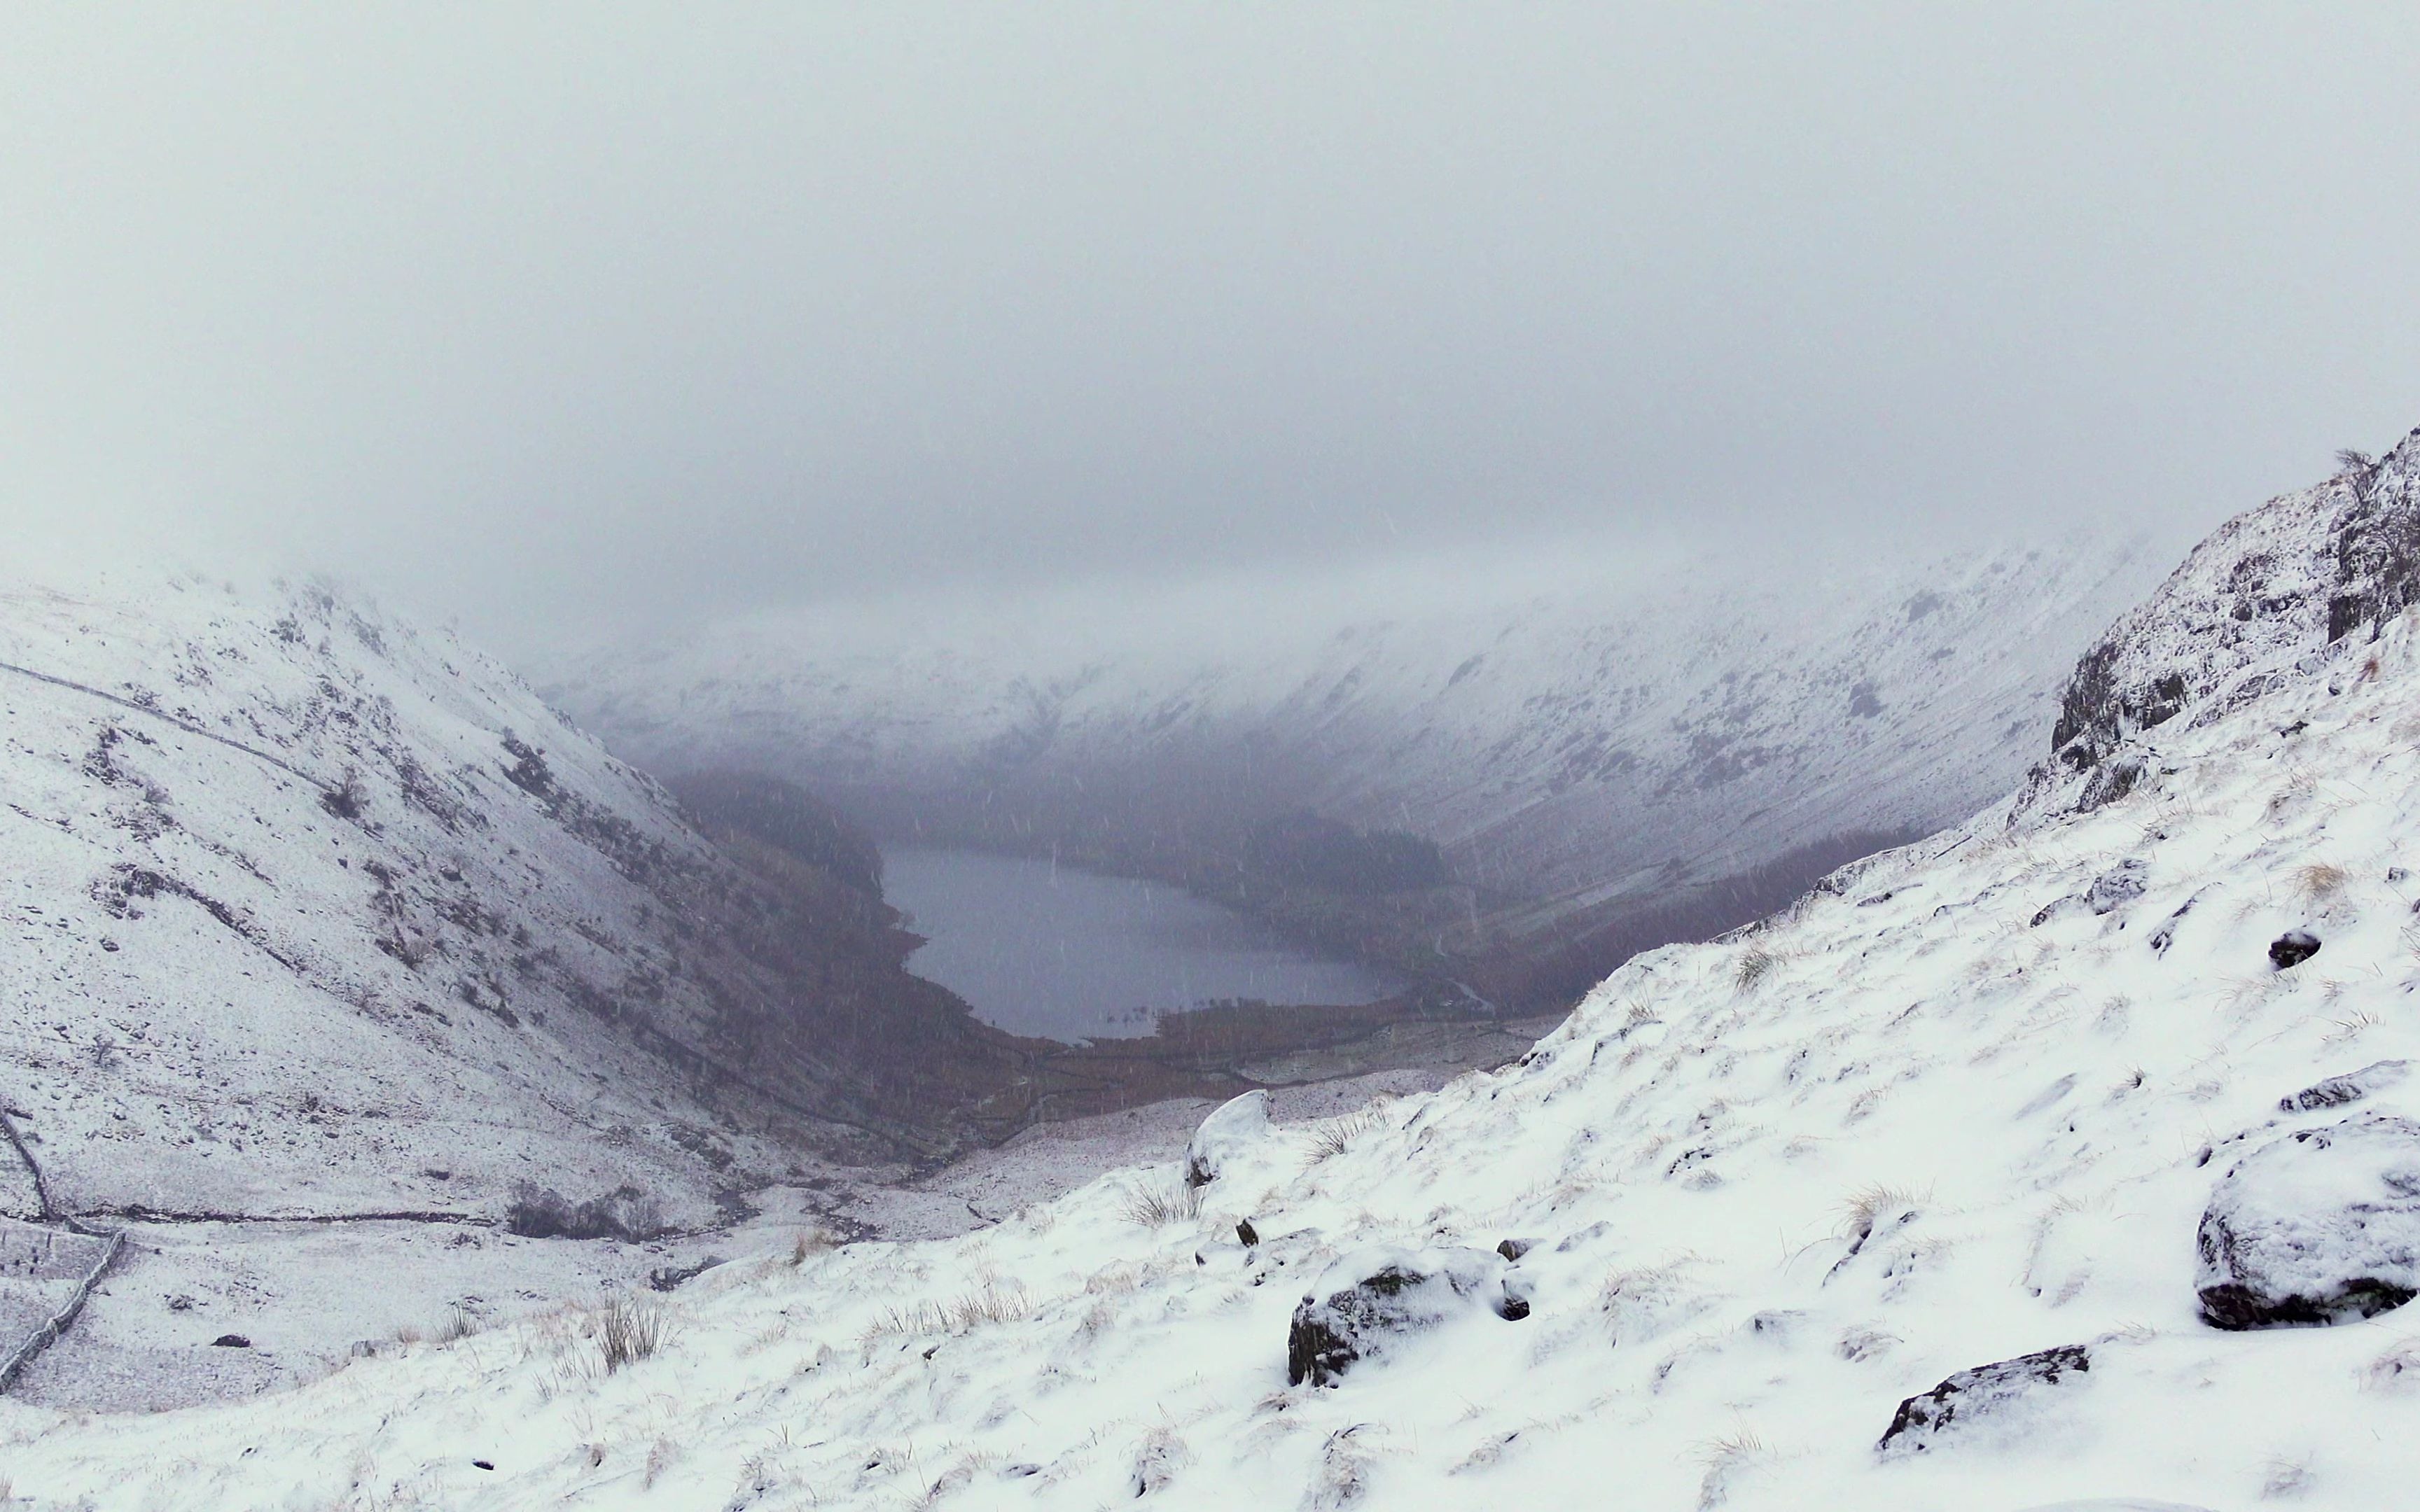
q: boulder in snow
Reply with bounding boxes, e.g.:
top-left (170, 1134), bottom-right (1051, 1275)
top-left (1185, 1091), bottom-right (1272, 1188)
top-left (1286, 1245), bottom-right (1525, 1387)
top-left (2086, 861), bottom-right (2146, 914)
top-left (1877, 1343), bottom-right (2092, 1458)
top-left (2269, 930), bottom-right (2322, 968)
top-left (2281, 1060), bottom-right (2412, 1113)
top-left (2197, 1113), bottom-right (2420, 1329)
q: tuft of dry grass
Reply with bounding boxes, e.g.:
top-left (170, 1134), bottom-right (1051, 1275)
top-left (868, 1299), bottom-right (950, 1338)
top-left (434, 1305), bottom-right (479, 1345)
top-left (592, 1293), bottom-right (670, 1373)
top-left (1303, 1109), bottom-right (1383, 1167)
top-left (2362, 1337), bottom-right (2420, 1392)
top-left (1733, 946), bottom-right (1780, 992)
top-left (1840, 1184), bottom-right (1926, 1244)
top-left (1695, 1430), bottom-right (1770, 1510)
top-left (2296, 862), bottom-right (2351, 902)
top-left (1120, 1179), bottom-right (1205, 1226)
top-left (791, 1226), bottom-right (835, 1266)
top-left (945, 1282), bottom-right (1033, 1329)
top-left (868, 1281), bottom-right (1035, 1340)
top-left (643, 1436), bottom-right (679, 1490)
top-left (2323, 1009), bottom-right (2382, 1044)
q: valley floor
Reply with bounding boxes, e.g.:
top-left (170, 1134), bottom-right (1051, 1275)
top-left (2, 1068), bottom-right (1459, 1415)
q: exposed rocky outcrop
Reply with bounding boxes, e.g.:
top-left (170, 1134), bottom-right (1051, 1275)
top-left (2281, 1060), bottom-right (2412, 1114)
top-left (1286, 1245), bottom-right (1527, 1386)
top-left (1877, 1343), bottom-right (2093, 1458)
top-left (2196, 1114), bottom-right (2420, 1330)
top-left (2044, 428), bottom-right (2420, 783)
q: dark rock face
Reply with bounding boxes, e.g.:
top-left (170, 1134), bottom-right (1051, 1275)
top-left (2281, 1060), bottom-right (2410, 1113)
top-left (2040, 428), bottom-right (2420, 787)
top-left (2269, 930), bottom-right (2322, 969)
top-left (210, 1334), bottom-right (251, 1348)
top-left (1286, 1246), bottom-right (1525, 1387)
top-left (2196, 1114), bottom-right (2420, 1329)
top-left (2075, 754), bottom-right (2148, 813)
top-left (503, 1182), bottom-right (667, 1242)
top-left (1877, 1345), bottom-right (2092, 1458)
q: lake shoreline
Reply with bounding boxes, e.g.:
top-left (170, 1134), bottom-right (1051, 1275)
top-left (880, 844), bottom-right (1410, 1042)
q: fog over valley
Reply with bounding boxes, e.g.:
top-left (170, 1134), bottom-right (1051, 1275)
top-left (8, 8), bottom-right (2420, 1510)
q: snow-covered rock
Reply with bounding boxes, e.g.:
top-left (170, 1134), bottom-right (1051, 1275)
top-left (2195, 1114), bottom-right (2420, 1330)
top-left (1286, 1244), bottom-right (1525, 1387)
top-left (1183, 1090), bottom-right (1271, 1189)
top-left (1877, 1342), bottom-right (2094, 1459)
top-left (2280, 1059), bottom-right (2411, 1114)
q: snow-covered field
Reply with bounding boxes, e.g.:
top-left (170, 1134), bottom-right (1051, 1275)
top-left (11, 498), bottom-right (2420, 1506)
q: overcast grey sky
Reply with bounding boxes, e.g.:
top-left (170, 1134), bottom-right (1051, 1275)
top-left (6, 5), bottom-right (2419, 652)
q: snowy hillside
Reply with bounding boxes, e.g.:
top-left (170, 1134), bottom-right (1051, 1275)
top-left (2050, 426), bottom-right (2420, 779)
top-left (13, 491), bottom-right (2420, 1504)
top-left (548, 533), bottom-right (2162, 909)
top-left (0, 570), bottom-right (1023, 1228)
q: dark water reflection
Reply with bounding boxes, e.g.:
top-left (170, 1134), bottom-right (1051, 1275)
top-left (883, 846), bottom-right (1405, 1041)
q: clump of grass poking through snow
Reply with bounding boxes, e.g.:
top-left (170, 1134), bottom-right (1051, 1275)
top-left (2296, 862), bottom-right (2351, 902)
top-left (2361, 1337), bottom-right (2420, 1392)
top-left (1733, 945), bottom-right (1779, 992)
top-left (592, 1293), bottom-right (669, 1373)
top-left (945, 1282), bottom-right (1033, 1329)
top-left (434, 1305), bottom-right (479, 1345)
top-left (1840, 1184), bottom-right (1925, 1246)
top-left (1120, 1180), bottom-right (1204, 1227)
top-left (1695, 1430), bottom-right (1770, 1510)
top-left (1303, 1108), bottom-right (1383, 1167)
top-left (867, 1282), bottom-right (1034, 1340)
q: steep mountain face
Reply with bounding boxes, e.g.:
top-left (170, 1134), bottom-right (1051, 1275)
top-left (13, 462), bottom-right (2420, 1508)
top-left (2050, 425), bottom-right (2420, 778)
top-left (0, 572), bottom-right (1025, 1235)
top-left (550, 534), bottom-right (2164, 1001)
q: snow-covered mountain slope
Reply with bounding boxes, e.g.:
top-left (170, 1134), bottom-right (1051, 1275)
top-left (548, 533), bottom-right (2163, 909)
top-left (2050, 424), bottom-right (2420, 778)
top-left (13, 500), bottom-right (2420, 1506)
top-left (0, 571), bottom-right (1020, 1235)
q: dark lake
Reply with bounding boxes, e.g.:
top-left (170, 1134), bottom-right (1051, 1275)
top-left (882, 846), bottom-right (1405, 1042)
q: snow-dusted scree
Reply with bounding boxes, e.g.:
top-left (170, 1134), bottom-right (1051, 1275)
top-left (13, 440), bottom-right (2420, 1506)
